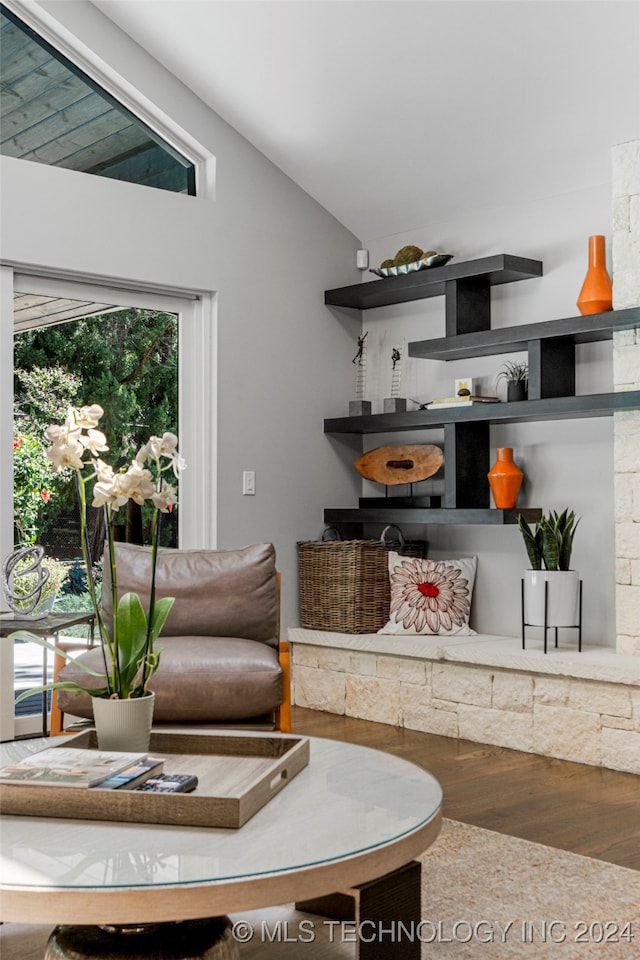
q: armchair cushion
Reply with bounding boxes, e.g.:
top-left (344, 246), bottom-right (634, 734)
top-left (57, 542), bottom-right (283, 726)
top-left (102, 541), bottom-right (279, 646)
top-left (57, 636), bottom-right (282, 723)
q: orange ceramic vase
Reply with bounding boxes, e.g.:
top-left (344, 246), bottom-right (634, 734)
top-left (487, 447), bottom-right (523, 509)
top-left (576, 234), bottom-right (612, 315)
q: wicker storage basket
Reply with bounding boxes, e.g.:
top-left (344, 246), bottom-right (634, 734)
top-left (378, 524), bottom-right (428, 560)
top-left (297, 526), bottom-right (428, 634)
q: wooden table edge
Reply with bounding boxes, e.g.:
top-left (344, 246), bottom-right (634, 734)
top-left (1, 808), bottom-right (441, 924)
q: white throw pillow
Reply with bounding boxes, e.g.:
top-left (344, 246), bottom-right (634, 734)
top-left (378, 553), bottom-right (477, 636)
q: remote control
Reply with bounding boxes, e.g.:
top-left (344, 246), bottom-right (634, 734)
top-left (134, 773), bottom-right (198, 793)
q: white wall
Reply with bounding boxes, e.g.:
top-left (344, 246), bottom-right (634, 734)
top-left (0, 0), bottom-right (362, 637)
top-left (357, 185), bottom-right (620, 644)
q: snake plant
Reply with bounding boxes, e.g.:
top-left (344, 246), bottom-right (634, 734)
top-left (517, 509), bottom-right (580, 571)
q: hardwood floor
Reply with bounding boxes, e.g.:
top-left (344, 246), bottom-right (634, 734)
top-left (290, 706), bottom-right (640, 871)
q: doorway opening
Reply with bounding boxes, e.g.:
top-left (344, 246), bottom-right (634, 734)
top-left (12, 292), bottom-right (179, 728)
top-left (3, 270), bottom-right (217, 742)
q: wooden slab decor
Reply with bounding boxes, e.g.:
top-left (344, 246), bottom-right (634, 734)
top-left (354, 444), bottom-right (444, 486)
top-left (0, 730), bottom-right (310, 829)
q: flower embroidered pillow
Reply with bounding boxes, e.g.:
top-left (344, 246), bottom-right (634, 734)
top-left (378, 553), bottom-right (477, 636)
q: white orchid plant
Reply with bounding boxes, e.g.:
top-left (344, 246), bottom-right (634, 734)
top-left (15, 404), bottom-right (185, 703)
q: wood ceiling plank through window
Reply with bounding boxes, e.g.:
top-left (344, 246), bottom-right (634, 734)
top-left (0, 6), bottom-right (195, 194)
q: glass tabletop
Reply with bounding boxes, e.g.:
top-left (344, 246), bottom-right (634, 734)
top-left (1, 736), bottom-right (442, 892)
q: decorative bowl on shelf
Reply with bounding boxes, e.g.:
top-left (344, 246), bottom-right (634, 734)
top-left (370, 253), bottom-right (454, 278)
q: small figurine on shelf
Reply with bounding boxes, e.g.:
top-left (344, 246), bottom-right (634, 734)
top-left (454, 377), bottom-right (474, 397)
top-left (383, 344), bottom-right (407, 413)
top-left (349, 331), bottom-right (371, 416)
top-left (352, 331), bottom-right (368, 365)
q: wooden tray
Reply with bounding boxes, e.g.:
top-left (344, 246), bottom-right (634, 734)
top-left (0, 730), bottom-right (310, 828)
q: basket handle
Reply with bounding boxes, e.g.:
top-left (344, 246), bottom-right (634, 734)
top-left (321, 525), bottom-right (343, 541)
top-left (379, 524), bottom-right (405, 547)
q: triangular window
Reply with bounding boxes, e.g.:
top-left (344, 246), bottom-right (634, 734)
top-left (1, 5), bottom-right (195, 195)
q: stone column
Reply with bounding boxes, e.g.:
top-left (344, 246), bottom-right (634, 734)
top-left (612, 140), bottom-right (640, 655)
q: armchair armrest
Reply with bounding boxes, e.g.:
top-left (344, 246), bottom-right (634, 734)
top-left (276, 639), bottom-right (291, 733)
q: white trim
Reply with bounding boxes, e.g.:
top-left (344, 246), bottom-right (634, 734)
top-left (6, 259), bottom-right (213, 309)
top-left (8, 262), bottom-right (206, 300)
top-left (179, 293), bottom-right (218, 550)
top-left (0, 266), bottom-right (16, 742)
top-left (12, 273), bottom-right (200, 309)
top-left (3, 0), bottom-right (216, 199)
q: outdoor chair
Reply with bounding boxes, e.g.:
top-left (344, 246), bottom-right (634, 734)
top-left (54, 542), bottom-right (291, 734)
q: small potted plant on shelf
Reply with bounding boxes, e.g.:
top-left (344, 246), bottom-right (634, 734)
top-left (496, 360), bottom-right (528, 402)
top-left (517, 509), bottom-right (581, 627)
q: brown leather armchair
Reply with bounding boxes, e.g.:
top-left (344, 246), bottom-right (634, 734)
top-left (55, 542), bottom-right (291, 733)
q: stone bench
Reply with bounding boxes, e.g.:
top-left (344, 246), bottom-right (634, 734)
top-left (289, 628), bottom-right (640, 775)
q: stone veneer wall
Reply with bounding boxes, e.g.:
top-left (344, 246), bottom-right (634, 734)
top-left (612, 140), bottom-right (640, 655)
top-left (290, 629), bottom-right (640, 775)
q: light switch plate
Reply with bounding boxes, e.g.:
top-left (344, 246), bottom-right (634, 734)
top-left (242, 470), bottom-right (255, 495)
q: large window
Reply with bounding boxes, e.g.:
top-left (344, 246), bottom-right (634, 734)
top-left (0, 4), bottom-right (195, 194)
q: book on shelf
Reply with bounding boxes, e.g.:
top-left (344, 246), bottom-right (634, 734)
top-left (96, 756), bottom-right (165, 790)
top-left (0, 747), bottom-right (150, 788)
top-left (427, 395), bottom-right (500, 410)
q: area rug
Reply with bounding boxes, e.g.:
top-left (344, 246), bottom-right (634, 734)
top-left (2, 820), bottom-right (638, 959)
top-left (415, 819), bottom-right (640, 958)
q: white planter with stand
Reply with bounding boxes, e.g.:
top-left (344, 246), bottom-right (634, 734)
top-left (522, 570), bottom-right (582, 654)
top-left (523, 570), bottom-right (580, 626)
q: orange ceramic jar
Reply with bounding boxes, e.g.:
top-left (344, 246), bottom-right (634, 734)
top-left (487, 447), bottom-right (523, 509)
top-left (577, 234), bottom-right (613, 315)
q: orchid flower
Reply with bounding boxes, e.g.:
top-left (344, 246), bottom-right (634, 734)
top-left (16, 404), bottom-right (184, 703)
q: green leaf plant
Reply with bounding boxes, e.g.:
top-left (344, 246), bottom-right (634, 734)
top-left (13, 404), bottom-right (184, 706)
top-left (496, 360), bottom-right (529, 386)
top-left (517, 509), bottom-right (580, 571)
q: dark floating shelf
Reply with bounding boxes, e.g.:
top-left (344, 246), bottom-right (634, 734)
top-left (409, 307), bottom-right (640, 361)
top-left (324, 507), bottom-right (543, 527)
top-left (322, 252), bottom-right (640, 529)
top-left (324, 254), bottom-right (543, 310)
top-left (324, 392), bottom-right (640, 435)
top-left (359, 495), bottom-right (443, 509)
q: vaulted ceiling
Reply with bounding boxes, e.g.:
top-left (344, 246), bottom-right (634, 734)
top-left (92, 0), bottom-right (639, 241)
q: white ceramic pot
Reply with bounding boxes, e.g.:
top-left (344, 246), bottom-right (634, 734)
top-left (523, 570), bottom-right (580, 627)
top-left (92, 691), bottom-right (155, 752)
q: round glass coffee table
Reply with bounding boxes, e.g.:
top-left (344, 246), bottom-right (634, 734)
top-left (1, 735), bottom-right (442, 959)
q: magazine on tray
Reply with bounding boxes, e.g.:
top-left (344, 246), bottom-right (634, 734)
top-left (0, 747), bottom-right (151, 788)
